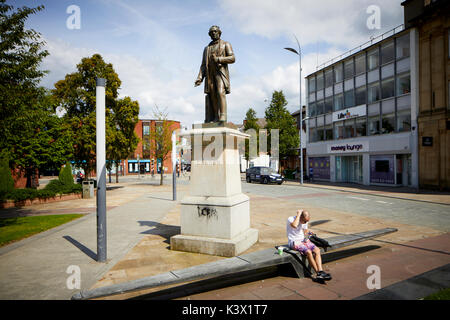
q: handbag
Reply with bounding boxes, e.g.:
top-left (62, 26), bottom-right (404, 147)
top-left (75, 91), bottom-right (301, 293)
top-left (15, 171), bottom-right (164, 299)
top-left (309, 234), bottom-right (330, 249)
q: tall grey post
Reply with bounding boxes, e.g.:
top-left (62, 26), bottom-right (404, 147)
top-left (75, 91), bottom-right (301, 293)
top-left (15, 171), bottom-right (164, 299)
top-left (284, 35), bottom-right (303, 184)
top-left (172, 130), bottom-right (177, 201)
top-left (96, 78), bottom-right (107, 262)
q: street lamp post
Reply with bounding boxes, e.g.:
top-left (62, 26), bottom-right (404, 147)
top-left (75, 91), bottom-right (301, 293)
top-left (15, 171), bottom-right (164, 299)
top-left (284, 35), bottom-right (303, 184)
top-left (172, 130), bottom-right (177, 201)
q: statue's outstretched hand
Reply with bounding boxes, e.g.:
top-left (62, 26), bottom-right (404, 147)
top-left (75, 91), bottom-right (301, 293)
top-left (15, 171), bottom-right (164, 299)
top-left (194, 79), bottom-right (202, 87)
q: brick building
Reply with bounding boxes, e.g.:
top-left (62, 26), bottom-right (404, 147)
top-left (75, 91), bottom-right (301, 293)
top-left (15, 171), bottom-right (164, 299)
top-left (122, 119), bottom-right (181, 175)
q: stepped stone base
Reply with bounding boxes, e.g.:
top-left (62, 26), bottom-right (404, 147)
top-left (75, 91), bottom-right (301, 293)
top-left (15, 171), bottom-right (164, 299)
top-left (171, 228), bottom-right (259, 257)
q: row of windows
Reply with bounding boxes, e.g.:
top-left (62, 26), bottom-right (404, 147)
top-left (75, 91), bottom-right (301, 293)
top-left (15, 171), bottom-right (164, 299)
top-left (308, 33), bottom-right (410, 93)
top-left (309, 73), bottom-right (410, 117)
top-left (308, 96), bottom-right (411, 143)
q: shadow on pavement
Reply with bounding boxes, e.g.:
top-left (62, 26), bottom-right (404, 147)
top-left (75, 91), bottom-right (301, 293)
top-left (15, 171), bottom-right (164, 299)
top-left (138, 221), bottom-right (180, 244)
top-left (126, 245), bottom-right (380, 300)
top-left (313, 228), bottom-right (450, 256)
top-left (63, 235), bottom-right (97, 261)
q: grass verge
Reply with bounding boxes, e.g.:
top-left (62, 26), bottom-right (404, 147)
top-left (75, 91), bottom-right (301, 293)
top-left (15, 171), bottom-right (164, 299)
top-left (423, 288), bottom-right (450, 300)
top-left (0, 214), bottom-right (84, 247)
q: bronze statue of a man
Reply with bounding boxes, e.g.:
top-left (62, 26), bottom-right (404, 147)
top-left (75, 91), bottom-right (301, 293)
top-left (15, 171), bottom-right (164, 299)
top-left (195, 25), bottom-right (235, 123)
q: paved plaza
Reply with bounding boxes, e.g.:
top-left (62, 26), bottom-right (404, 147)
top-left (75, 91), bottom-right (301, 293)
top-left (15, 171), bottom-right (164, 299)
top-left (0, 174), bottom-right (449, 300)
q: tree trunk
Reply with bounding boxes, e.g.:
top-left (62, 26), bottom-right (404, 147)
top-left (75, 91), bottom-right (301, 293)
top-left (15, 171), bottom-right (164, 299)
top-left (160, 167), bottom-right (164, 185)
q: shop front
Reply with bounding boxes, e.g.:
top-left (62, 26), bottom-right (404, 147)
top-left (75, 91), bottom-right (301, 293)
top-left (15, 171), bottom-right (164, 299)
top-left (307, 133), bottom-right (416, 187)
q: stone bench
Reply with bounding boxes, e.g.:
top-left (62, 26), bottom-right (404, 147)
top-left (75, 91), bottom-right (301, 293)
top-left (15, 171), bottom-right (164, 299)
top-left (71, 228), bottom-right (397, 300)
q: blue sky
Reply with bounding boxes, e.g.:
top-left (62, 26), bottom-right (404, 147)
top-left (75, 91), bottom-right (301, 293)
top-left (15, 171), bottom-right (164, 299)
top-left (12, 0), bottom-right (404, 128)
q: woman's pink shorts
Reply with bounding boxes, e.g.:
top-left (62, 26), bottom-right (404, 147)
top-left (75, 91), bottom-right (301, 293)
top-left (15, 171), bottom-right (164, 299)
top-left (291, 239), bottom-right (316, 255)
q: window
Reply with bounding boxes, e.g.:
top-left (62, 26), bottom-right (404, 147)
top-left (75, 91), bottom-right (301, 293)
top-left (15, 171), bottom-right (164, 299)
top-left (396, 73), bottom-right (410, 95)
top-left (325, 124), bottom-right (333, 140)
top-left (334, 64), bottom-right (343, 83)
top-left (375, 160), bottom-right (390, 172)
top-left (325, 69), bottom-right (333, 88)
top-left (344, 59), bottom-right (354, 79)
top-left (355, 54), bottom-right (366, 75)
top-left (309, 127), bottom-right (317, 143)
top-left (143, 125), bottom-right (150, 136)
top-left (317, 73), bottom-right (324, 91)
top-left (382, 113), bottom-right (395, 134)
top-left (334, 93), bottom-right (344, 111)
top-left (344, 119), bottom-right (356, 138)
top-left (317, 126), bottom-right (325, 141)
top-left (381, 99), bottom-right (395, 134)
top-left (309, 102), bottom-right (316, 117)
top-left (368, 103), bottom-right (380, 135)
top-left (368, 82), bottom-right (380, 103)
top-left (368, 48), bottom-right (379, 70)
top-left (334, 121), bottom-right (345, 139)
top-left (316, 100), bottom-right (324, 115)
top-left (344, 89), bottom-right (354, 108)
top-left (396, 34), bottom-right (410, 59)
top-left (308, 77), bottom-right (316, 93)
top-left (355, 86), bottom-right (366, 106)
top-left (324, 97), bottom-right (333, 114)
top-left (381, 41), bottom-right (395, 65)
top-left (381, 77), bottom-right (395, 99)
top-left (356, 117), bottom-right (367, 136)
top-left (369, 115), bottom-right (380, 135)
top-left (397, 110), bottom-right (411, 132)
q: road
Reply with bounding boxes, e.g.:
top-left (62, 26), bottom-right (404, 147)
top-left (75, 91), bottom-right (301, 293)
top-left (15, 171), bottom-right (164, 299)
top-left (241, 181), bottom-right (450, 232)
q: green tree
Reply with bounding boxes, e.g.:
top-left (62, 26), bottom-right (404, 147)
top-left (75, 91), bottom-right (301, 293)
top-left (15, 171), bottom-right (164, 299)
top-left (52, 54), bottom-right (139, 179)
top-left (265, 90), bottom-right (299, 169)
top-left (0, 2), bottom-right (73, 187)
top-left (243, 108), bottom-right (260, 161)
top-left (0, 156), bottom-right (14, 193)
top-left (106, 97), bottom-right (140, 183)
top-left (59, 162), bottom-right (74, 187)
top-left (149, 105), bottom-right (174, 186)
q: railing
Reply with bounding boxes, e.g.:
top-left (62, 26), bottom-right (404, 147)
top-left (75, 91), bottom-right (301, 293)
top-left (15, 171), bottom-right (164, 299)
top-left (314, 24), bottom-right (405, 72)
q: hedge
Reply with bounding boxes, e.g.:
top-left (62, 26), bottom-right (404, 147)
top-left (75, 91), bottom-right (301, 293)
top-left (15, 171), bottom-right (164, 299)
top-left (0, 181), bottom-right (82, 202)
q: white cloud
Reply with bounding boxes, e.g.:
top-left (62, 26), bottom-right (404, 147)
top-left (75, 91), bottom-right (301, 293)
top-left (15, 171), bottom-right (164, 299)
top-left (39, 0), bottom-right (405, 129)
top-left (40, 37), bottom-right (204, 127)
top-left (219, 0), bottom-right (404, 48)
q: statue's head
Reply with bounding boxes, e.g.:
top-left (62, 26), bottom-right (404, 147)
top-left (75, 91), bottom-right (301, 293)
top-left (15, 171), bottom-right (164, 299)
top-left (208, 25), bottom-right (221, 40)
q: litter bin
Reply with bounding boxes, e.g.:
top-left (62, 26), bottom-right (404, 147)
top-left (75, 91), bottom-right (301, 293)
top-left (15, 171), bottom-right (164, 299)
top-left (82, 180), bottom-right (94, 199)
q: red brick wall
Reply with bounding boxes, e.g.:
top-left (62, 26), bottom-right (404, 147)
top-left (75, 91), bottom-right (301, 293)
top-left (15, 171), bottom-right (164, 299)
top-left (125, 119), bottom-right (181, 175)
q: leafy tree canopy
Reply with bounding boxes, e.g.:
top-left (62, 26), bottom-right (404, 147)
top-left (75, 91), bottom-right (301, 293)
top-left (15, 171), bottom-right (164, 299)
top-left (265, 90), bottom-right (299, 158)
top-left (0, 1), bottom-right (73, 187)
top-left (52, 54), bottom-right (139, 178)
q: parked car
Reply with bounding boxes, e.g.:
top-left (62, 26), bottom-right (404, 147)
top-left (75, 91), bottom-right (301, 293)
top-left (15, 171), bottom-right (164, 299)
top-left (246, 166), bottom-right (284, 185)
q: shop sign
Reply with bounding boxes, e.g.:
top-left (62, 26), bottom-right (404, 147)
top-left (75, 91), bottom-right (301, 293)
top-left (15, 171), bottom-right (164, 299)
top-left (332, 105), bottom-right (366, 122)
top-left (328, 141), bottom-right (368, 153)
top-left (422, 137), bottom-right (433, 147)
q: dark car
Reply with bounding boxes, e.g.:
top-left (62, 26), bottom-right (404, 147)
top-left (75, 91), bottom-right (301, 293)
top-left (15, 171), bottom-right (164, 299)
top-left (246, 166), bottom-right (284, 185)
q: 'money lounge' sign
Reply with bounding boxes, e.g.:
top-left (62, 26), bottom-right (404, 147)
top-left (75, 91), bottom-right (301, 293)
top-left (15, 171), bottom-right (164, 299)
top-left (328, 141), bottom-right (368, 153)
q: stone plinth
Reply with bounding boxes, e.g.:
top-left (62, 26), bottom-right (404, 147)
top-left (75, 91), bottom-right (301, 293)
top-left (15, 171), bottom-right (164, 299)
top-left (170, 125), bottom-right (258, 257)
